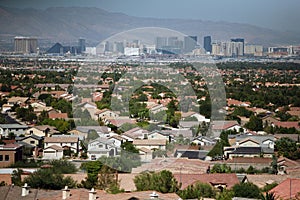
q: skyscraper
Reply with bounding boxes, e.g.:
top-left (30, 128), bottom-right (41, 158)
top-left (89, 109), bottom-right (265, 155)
top-left (231, 38), bottom-right (244, 56)
top-left (78, 38), bottom-right (86, 53)
top-left (184, 36), bottom-right (197, 53)
top-left (155, 37), bottom-right (168, 49)
top-left (203, 36), bottom-right (212, 53)
top-left (14, 36), bottom-right (38, 54)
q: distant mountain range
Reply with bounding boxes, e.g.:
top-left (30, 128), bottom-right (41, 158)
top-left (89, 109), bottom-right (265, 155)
top-left (0, 6), bottom-right (300, 47)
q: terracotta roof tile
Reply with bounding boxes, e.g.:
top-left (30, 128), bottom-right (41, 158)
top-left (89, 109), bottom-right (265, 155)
top-left (173, 173), bottom-right (239, 189)
top-left (270, 178), bottom-right (300, 200)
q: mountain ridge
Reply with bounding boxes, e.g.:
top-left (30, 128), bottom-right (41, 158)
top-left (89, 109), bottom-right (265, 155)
top-left (0, 6), bottom-right (299, 46)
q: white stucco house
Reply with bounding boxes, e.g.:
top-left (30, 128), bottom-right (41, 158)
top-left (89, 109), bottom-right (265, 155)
top-left (87, 138), bottom-right (119, 160)
top-left (43, 145), bottom-right (64, 160)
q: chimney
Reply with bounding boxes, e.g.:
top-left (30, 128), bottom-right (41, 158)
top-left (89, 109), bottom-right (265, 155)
top-left (89, 188), bottom-right (97, 200)
top-left (62, 186), bottom-right (70, 199)
top-left (150, 191), bottom-right (159, 199)
top-left (21, 183), bottom-right (30, 197)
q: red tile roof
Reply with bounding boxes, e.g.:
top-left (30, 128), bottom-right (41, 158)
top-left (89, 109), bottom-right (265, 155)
top-left (270, 178), bottom-right (300, 200)
top-left (48, 112), bottom-right (68, 119)
top-left (173, 173), bottom-right (239, 189)
top-left (273, 121), bottom-right (300, 129)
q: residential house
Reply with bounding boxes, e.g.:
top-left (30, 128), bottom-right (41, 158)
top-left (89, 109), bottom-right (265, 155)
top-left (95, 109), bottom-right (119, 122)
top-left (76, 102), bottom-right (100, 120)
top-left (16, 134), bottom-right (42, 148)
top-left (43, 145), bottom-right (64, 160)
top-left (108, 117), bottom-right (135, 128)
top-left (121, 127), bottom-right (149, 142)
top-left (7, 97), bottom-right (28, 106)
top-left (0, 144), bottom-right (23, 167)
top-left (138, 147), bottom-right (152, 162)
top-left (162, 129), bottom-right (193, 139)
top-left (0, 186), bottom-right (181, 200)
top-left (0, 124), bottom-right (29, 137)
top-left (148, 130), bottom-right (172, 142)
top-left (87, 138), bottom-right (119, 160)
top-left (2, 104), bottom-right (12, 113)
top-left (224, 135), bottom-right (274, 159)
top-left (174, 149), bottom-right (209, 160)
top-left (191, 136), bottom-right (216, 146)
top-left (149, 104), bottom-right (168, 114)
top-left (75, 126), bottom-right (111, 138)
top-left (272, 121), bottom-right (300, 130)
top-left (173, 173), bottom-right (239, 191)
top-left (270, 178), bottom-right (300, 200)
top-left (133, 139), bottom-right (166, 152)
top-left (277, 157), bottom-right (300, 175)
top-left (108, 135), bottom-right (126, 147)
top-left (44, 136), bottom-right (79, 154)
top-left (48, 110), bottom-right (68, 120)
top-left (287, 107), bottom-right (300, 118)
top-left (179, 121), bottom-right (200, 129)
top-left (227, 98), bottom-right (251, 107)
top-left (181, 112), bottom-right (210, 123)
top-left (25, 125), bottom-right (59, 137)
top-left (30, 101), bottom-right (53, 115)
top-left (211, 120), bottom-right (242, 137)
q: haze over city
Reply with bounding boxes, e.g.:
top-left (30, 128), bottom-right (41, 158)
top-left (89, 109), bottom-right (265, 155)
top-left (0, 0), bottom-right (300, 32)
top-left (1, 1), bottom-right (300, 200)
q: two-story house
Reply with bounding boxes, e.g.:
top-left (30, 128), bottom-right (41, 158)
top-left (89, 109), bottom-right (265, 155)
top-left (0, 124), bottom-right (29, 138)
top-left (25, 125), bottom-right (59, 137)
top-left (44, 136), bottom-right (79, 154)
top-left (121, 127), bottom-right (149, 142)
top-left (87, 138), bottom-right (119, 160)
top-left (224, 135), bottom-right (274, 159)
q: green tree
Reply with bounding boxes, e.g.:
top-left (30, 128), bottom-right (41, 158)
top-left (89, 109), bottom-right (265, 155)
top-left (270, 155), bottom-right (278, 174)
top-left (208, 131), bottom-right (230, 158)
top-left (48, 160), bottom-right (77, 174)
top-left (244, 115), bottom-right (263, 131)
top-left (178, 182), bottom-right (216, 199)
top-left (121, 141), bottom-right (139, 153)
top-left (275, 137), bottom-right (300, 160)
top-left (134, 170), bottom-right (179, 193)
top-left (232, 182), bottom-right (261, 199)
top-left (11, 169), bottom-right (23, 186)
top-left (23, 168), bottom-right (76, 190)
top-left (80, 161), bottom-right (103, 189)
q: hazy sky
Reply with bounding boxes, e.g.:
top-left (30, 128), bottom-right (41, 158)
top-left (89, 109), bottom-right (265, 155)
top-left (0, 0), bottom-right (300, 32)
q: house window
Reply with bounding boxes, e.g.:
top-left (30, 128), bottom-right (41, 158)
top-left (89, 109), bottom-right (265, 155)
top-left (0, 155), bottom-right (3, 161)
top-left (98, 145), bottom-right (103, 148)
top-left (61, 143), bottom-right (62, 146)
top-left (5, 155), bottom-right (9, 161)
top-left (30, 130), bottom-right (33, 134)
top-left (30, 141), bottom-right (35, 144)
top-left (71, 143), bottom-right (74, 146)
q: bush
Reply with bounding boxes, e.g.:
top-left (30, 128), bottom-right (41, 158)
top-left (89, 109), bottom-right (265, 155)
top-left (211, 164), bottom-right (231, 173)
top-left (232, 182), bottom-right (261, 199)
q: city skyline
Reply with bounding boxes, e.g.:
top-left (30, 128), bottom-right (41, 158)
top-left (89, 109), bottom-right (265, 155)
top-left (0, 0), bottom-right (299, 33)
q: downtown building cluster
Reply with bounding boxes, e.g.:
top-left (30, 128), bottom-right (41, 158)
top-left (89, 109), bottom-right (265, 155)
top-left (11, 35), bottom-right (300, 58)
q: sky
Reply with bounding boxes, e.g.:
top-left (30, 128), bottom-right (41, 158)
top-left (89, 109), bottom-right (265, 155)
top-left (0, 0), bottom-right (300, 32)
